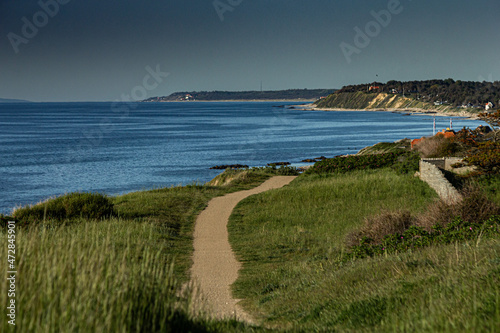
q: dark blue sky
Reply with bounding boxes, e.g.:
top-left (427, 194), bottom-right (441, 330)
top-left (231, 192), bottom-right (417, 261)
top-left (1, 0), bottom-right (499, 101)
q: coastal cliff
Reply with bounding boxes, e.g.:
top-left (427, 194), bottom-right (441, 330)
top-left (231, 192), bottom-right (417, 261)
top-left (314, 79), bottom-right (500, 116)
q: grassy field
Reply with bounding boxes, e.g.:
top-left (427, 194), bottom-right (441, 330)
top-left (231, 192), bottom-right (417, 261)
top-left (0, 168), bottom-right (283, 332)
top-left (229, 169), bottom-right (500, 331)
top-left (2, 163), bottom-right (499, 332)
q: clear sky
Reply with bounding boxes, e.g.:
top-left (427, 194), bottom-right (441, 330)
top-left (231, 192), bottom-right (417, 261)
top-left (1, 0), bottom-right (499, 102)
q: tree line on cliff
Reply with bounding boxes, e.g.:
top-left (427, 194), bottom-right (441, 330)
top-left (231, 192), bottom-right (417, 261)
top-left (144, 89), bottom-right (337, 102)
top-left (335, 79), bottom-right (500, 107)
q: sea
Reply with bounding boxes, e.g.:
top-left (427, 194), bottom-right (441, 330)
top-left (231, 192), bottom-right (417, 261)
top-left (0, 101), bottom-right (486, 214)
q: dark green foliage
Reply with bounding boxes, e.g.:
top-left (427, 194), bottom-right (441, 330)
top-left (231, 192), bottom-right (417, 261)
top-left (261, 165), bottom-right (300, 176)
top-left (145, 89), bottom-right (337, 102)
top-left (391, 151), bottom-right (421, 174)
top-left (13, 192), bottom-right (115, 225)
top-left (0, 215), bottom-right (15, 228)
top-left (465, 141), bottom-right (500, 173)
top-left (321, 79), bottom-right (500, 107)
top-left (307, 151), bottom-right (415, 174)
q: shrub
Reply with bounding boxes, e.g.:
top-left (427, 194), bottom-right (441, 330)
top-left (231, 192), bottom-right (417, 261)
top-left (346, 185), bottom-right (500, 259)
top-left (391, 151), bottom-right (421, 174)
top-left (346, 210), bottom-right (415, 247)
top-left (414, 135), bottom-right (462, 158)
top-left (464, 141), bottom-right (500, 174)
top-left (0, 215), bottom-right (15, 228)
top-left (417, 185), bottom-right (500, 231)
top-left (349, 216), bottom-right (500, 259)
top-left (247, 165), bottom-right (300, 176)
top-left (274, 165), bottom-right (300, 176)
top-left (307, 152), bottom-right (407, 174)
top-left (13, 192), bottom-right (115, 225)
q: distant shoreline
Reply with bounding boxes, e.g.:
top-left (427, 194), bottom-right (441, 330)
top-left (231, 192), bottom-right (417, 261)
top-left (143, 99), bottom-right (316, 103)
top-left (293, 103), bottom-right (479, 119)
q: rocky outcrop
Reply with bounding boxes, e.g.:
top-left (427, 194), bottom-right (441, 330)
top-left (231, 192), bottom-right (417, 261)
top-left (267, 162), bottom-right (291, 166)
top-left (210, 164), bottom-right (248, 170)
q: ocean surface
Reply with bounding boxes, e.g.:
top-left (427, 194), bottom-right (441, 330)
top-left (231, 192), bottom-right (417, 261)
top-left (0, 102), bottom-right (486, 214)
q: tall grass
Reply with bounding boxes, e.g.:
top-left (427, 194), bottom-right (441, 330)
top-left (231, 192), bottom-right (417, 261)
top-left (1, 171), bottom-right (277, 332)
top-left (0, 219), bottom-right (196, 332)
top-left (229, 169), bottom-right (500, 331)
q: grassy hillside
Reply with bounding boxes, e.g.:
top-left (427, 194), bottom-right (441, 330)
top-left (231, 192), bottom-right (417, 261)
top-left (0, 169), bottom-right (283, 332)
top-left (356, 139), bottom-right (411, 155)
top-left (3, 160), bottom-right (499, 331)
top-left (315, 91), bottom-right (461, 113)
top-left (229, 169), bottom-right (500, 331)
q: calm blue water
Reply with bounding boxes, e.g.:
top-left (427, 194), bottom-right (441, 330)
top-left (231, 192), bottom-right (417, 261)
top-left (0, 102), bottom-right (485, 214)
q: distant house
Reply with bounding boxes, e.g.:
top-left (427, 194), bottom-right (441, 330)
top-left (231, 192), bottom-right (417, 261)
top-left (181, 94), bottom-right (194, 101)
top-left (485, 102), bottom-right (494, 111)
top-left (369, 86), bottom-right (380, 92)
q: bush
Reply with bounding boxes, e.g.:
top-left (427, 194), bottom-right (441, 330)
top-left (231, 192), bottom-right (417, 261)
top-left (417, 185), bottom-right (500, 231)
top-left (247, 165), bottom-right (300, 176)
top-left (349, 216), bottom-right (500, 259)
top-left (13, 192), bottom-right (115, 225)
top-left (391, 151), bottom-right (421, 174)
top-left (464, 141), bottom-right (500, 174)
top-left (307, 152), bottom-right (408, 174)
top-left (346, 185), bottom-right (500, 259)
top-left (414, 135), bottom-right (462, 158)
top-left (0, 215), bottom-right (15, 228)
top-left (346, 210), bottom-right (415, 247)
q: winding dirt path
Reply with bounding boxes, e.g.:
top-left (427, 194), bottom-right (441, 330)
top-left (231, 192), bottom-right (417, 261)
top-left (191, 176), bottom-right (296, 322)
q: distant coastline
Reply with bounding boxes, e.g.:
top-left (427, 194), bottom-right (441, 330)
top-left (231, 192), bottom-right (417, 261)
top-left (0, 97), bottom-right (31, 103)
top-left (145, 99), bottom-right (316, 103)
top-left (142, 89), bottom-right (337, 103)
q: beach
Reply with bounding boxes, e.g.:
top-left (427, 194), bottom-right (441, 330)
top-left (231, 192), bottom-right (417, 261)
top-left (294, 103), bottom-right (480, 119)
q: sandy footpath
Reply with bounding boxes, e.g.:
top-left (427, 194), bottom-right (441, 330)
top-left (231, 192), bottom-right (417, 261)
top-left (191, 176), bottom-right (297, 322)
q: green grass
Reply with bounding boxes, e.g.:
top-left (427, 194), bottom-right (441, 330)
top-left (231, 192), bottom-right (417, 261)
top-left (1, 169), bottom-right (281, 332)
top-left (229, 169), bottom-right (494, 331)
top-left (473, 174), bottom-right (500, 206)
top-left (356, 140), bottom-right (411, 155)
top-left (0, 217), bottom-right (271, 332)
top-left (5, 164), bottom-right (499, 331)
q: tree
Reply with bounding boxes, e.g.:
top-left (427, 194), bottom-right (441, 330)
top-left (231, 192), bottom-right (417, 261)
top-left (478, 110), bottom-right (500, 142)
